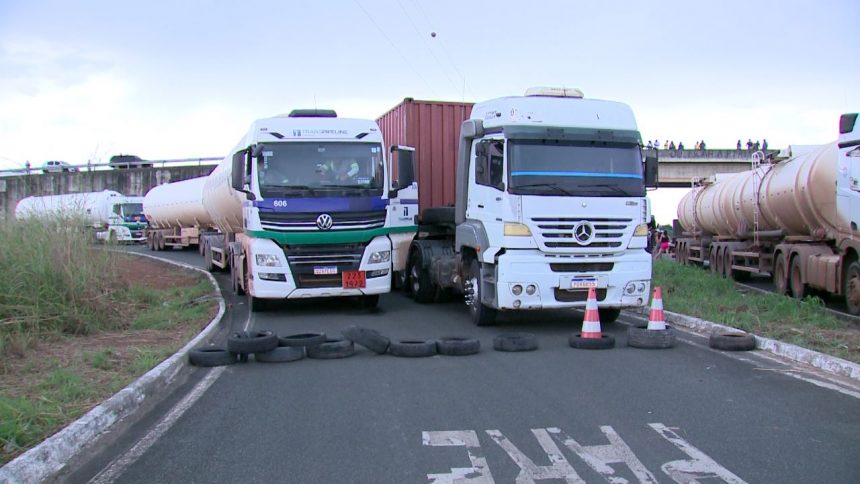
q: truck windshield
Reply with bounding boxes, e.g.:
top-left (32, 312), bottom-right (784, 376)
top-left (257, 142), bottom-right (384, 198)
top-left (508, 140), bottom-right (645, 197)
top-left (116, 203), bottom-right (143, 217)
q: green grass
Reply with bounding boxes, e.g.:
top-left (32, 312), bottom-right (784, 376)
top-left (128, 346), bottom-right (174, 375)
top-left (653, 260), bottom-right (859, 362)
top-left (85, 349), bottom-right (115, 371)
top-left (130, 281), bottom-right (213, 330)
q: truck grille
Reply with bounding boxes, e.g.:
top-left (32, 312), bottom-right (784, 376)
top-left (531, 217), bottom-right (632, 254)
top-left (554, 288), bottom-right (607, 303)
top-left (282, 243), bottom-right (366, 289)
top-left (260, 210), bottom-right (386, 232)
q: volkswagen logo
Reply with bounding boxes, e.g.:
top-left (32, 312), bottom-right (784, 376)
top-left (316, 213), bottom-right (333, 230)
top-left (573, 222), bottom-right (594, 245)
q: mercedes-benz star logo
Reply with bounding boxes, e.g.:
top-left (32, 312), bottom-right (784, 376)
top-left (316, 213), bottom-right (333, 230)
top-left (573, 222), bottom-right (594, 245)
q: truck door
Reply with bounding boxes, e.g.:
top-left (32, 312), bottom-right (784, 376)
top-left (838, 114), bottom-right (860, 234)
top-left (466, 139), bottom-right (506, 237)
top-left (388, 146), bottom-right (418, 274)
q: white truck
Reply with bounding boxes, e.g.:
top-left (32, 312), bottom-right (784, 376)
top-left (144, 109), bottom-right (417, 310)
top-left (144, 176), bottom-right (217, 253)
top-left (400, 88), bottom-right (658, 325)
top-left (15, 190), bottom-right (147, 243)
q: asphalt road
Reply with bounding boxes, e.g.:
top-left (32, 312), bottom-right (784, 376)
top-left (63, 246), bottom-right (860, 483)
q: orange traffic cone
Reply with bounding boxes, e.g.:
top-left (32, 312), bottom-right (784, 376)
top-left (580, 287), bottom-right (603, 339)
top-left (647, 287), bottom-right (667, 330)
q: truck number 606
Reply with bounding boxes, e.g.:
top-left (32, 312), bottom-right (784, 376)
top-left (273, 200), bottom-right (288, 208)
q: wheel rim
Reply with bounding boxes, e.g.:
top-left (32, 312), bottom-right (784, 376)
top-left (410, 261), bottom-right (420, 294)
top-left (774, 256), bottom-right (786, 293)
top-left (467, 275), bottom-right (479, 314)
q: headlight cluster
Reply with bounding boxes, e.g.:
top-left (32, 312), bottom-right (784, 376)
top-left (255, 254), bottom-right (281, 267)
top-left (624, 280), bottom-right (649, 295)
top-left (510, 284), bottom-right (537, 296)
top-left (369, 250), bottom-right (391, 264)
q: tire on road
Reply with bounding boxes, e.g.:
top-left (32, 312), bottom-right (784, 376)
top-left (436, 337), bottom-right (481, 356)
top-left (389, 340), bottom-right (438, 357)
top-left (569, 333), bottom-right (616, 350)
top-left (492, 333), bottom-right (538, 352)
top-left (189, 347), bottom-right (236, 367)
top-left (709, 331), bottom-right (756, 351)
top-left (254, 346), bottom-right (305, 363)
top-left (278, 332), bottom-right (327, 347)
top-left (342, 326), bottom-right (390, 354)
top-left (227, 330), bottom-right (278, 354)
top-left (306, 338), bottom-right (355, 359)
top-left (627, 325), bottom-right (675, 349)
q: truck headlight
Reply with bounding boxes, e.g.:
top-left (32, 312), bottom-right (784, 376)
top-left (633, 223), bottom-right (648, 236)
top-left (369, 250), bottom-right (390, 264)
top-left (255, 254), bottom-right (281, 267)
top-left (504, 223), bottom-right (532, 236)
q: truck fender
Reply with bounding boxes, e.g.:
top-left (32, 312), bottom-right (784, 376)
top-left (455, 219), bottom-right (489, 255)
top-left (410, 239), bottom-right (454, 269)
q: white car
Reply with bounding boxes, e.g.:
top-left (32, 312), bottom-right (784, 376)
top-left (42, 160), bottom-right (76, 173)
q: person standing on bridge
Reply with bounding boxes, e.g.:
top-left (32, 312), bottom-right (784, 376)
top-left (737, 140), bottom-right (742, 150)
top-left (762, 139), bottom-right (768, 152)
top-left (678, 141), bottom-right (684, 150)
top-left (747, 139), bottom-right (753, 151)
top-left (647, 140), bottom-right (653, 149)
top-left (699, 140), bottom-right (706, 151)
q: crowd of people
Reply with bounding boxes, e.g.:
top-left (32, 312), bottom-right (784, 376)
top-left (644, 138), bottom-right (770, 152)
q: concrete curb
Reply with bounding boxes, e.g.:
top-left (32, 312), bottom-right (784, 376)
top-left (627, 307), bottom-right (860, 382)
top-left (0, 253), bottom-right (226, 484)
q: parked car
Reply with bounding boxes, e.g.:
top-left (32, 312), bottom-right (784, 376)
top-left (109, 154), bottom-right (152, 169)
top-left (41, 160), bottom-right (76, 173)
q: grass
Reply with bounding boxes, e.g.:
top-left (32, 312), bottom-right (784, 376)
top-left (653, 259), bottom-right (860, 362)
top-left (130, 281), bottom-right (213, 331)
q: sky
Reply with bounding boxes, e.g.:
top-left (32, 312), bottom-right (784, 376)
top-left (1, 0), bottom-right (858, 223)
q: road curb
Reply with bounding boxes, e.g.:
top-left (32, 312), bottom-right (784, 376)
top-left (0, 253), bottom-right (226, 484)
top-left (626, 307), bottom-right (860, 382)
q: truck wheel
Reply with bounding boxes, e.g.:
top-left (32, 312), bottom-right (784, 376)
top-left (146, 233), bottom-right (154, 251)
top-left (773, 254), bottom-right (789, 294)
top-left (844, 261), bottom-right (860, 315)
top-left (157, 233), bottom-right (165, 251)
top-left (231, 261), bottom-right (244, 295)
top-left (204, 243), bottom-right (215, 272)
top-left (409, 251), bottom-right (435, 303)
top-left (467, 259), bottom-right (497, 326)
top-left (708, 249), bottom-right (718, 274)
top-left (598, 307), bottom-right (621, 325)
top-left (108, 230), bottom-right (117, 244)
top-left (789, 256), bottom-right (806, 299)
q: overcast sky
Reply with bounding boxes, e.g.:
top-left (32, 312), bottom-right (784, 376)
top-left (1, 0), bottom-right (858, 222)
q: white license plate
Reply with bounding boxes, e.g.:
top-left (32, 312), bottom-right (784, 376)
top-left (570, 278), bottom-right (597, 289)
top-left (313, 266), bottom-right (338, 275)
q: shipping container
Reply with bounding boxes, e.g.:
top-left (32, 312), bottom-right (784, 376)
top-left (377, 98), bottom-right (473, 212)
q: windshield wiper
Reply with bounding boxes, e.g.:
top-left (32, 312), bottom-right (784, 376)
top-left (514, 182), bottom-right (574, 196)
top-left (578, 183), bottom-right (630, 196)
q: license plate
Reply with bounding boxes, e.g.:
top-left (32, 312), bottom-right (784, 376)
top-left (570, 277), bottom-right (597, 289)
top-left (342, 270), bottom-right (366, 288)
top-left (314, 266), bottom-right (338, 275)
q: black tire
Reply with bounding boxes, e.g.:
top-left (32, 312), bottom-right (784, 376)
top-left (361, 294), bottom-right (380, 309)
top-left (708, 332), bottom-right (756, 351)
top-left (843, 260), bottom-right (860, 315)
top-left (409, 250), bottom-right (435, 303)
top-left (569, 333), bottom-right (616, 350)
top-left (421, 207), bottom-right (455, 225)
top-left (627, 325), bottom-right (675, 349)
top-left (773, 253), bottom-right (789, 295)
top-left (468, 259), bottom-right (497, 326)
top-left (189, 347), bottom-right (236, 367)
top-left (389, 340), bottom-right (438, 357)
top-left (790, 256), bottom-right (807, 299)
top-left (493, 333), bottom-right (538, 352)
top-left (278, 332), bottom-right (327, 347)
top-left (227, 330), bottom-right (278, 354)
top-left (157, 232), bottom-right (165, 251)
top-left (342, 326), bottom-right (390, 354)
top-left (254, 346), bottom-right (304, 363)
top-left (436, 337), bottom-right (481, 356)
top-left (306, 338), bottom-right (355, 359)
top-left (598, 307), bottom-right (621, 325)
top-left (231, 257), bottom-right (245, 296)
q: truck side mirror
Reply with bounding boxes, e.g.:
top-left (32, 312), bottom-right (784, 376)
top-left (390, 145), bottom-right (416, 194)
top-left (231, 150), bottom-right (246, 191)
top-left (644, 150), bottom-right (659, 188)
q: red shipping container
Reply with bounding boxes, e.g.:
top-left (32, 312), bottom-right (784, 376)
top-left (377, 98), bottom-right (473, 211)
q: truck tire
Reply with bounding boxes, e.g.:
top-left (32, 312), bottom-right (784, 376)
top-left (254, 346), bottom-right (304, 363)
top-left (307, 338), bottom-right (355, 359)
top-left (569, 333), bottom-right (615, 350)
top-left (436, 337), bottom-right (481, 356)
top-left (388, 340), bottom-right (437, 357)
top-left (708, 331), bottom-right (755, 351)
top-left (789, 256), bottom-right (807, 300)
top-left (598, 308), bottom-right (621, 325)
top-left (468, 259), bottom-right (497, 326)
top-left (843, 261), bottom-right (860, 315)
top-left (230, 256), bottom-right (244, 296)
top-left (421, 207), bottom-right (455, 225)
top-left (342, 326), bottom-right (390, 354)
top-left (204, 242), bottom-right (215, 272)
top-left (189, 347), bottom-right (236, 367)
top-left (146, 233), bottom-right (154, 251)
top-left (278, 332), bottom-right (327, 347)
top-left (157, 232), bottom-right (165, 251)
top-left (773, 253), bottom-right (789, 295)
top-left (227, 330), bottom-right (278, 354)
top-left (627, 325), bottom-right (675, 349)
top-left (493, 333), bottom-right (538, 352)
top-left (409, 251), bottom-right (435, 303)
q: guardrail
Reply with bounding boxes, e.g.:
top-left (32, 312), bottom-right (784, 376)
top-left (0, 157), bottom-right (222, 177)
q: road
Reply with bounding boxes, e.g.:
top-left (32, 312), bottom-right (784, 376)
top-left (62, 246), bottom-right (860, 483)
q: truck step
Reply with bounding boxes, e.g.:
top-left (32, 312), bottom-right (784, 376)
top-left (732, 251), bottom-right (760, 258)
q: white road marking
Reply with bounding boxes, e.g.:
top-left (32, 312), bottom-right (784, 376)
top-left (650, 423), bottom-right (748, 484)
top-left (242, 311), bottom-right (253, 332)
top-left (423, 431), bottom-right (495, 483)
top-left (486, 429), bottom-right (582, 483)
top-left (546, 426), bottom-right (658, 483)
top-left (88, 366), bottom-right (226, 484)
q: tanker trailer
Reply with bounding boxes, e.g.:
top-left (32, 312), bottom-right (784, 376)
top-left (15, 190), bottom-right (145, 243)
top-left (143, 176), bottom-right (219, 257)
top-left (200, 109), bottom-right (417, 311)
top-left (675, 112), bottom-right (860, 313)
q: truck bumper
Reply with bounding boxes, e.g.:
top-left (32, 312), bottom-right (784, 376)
top-left (493, 250), bottom-right (652, 310)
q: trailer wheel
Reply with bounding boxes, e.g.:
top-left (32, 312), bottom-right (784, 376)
top-left (727, 249), bottom-right (750, 282)
top-left (790, 256), bottom-right (807, 299)
top-left (468, 259), bottom-right (497, 326)
top-left (204, 242), bottom-right (215, 272)
top-left (157, 232), bottom-right (165, 251)
top-left (230, 255), bottom-right (244, 295)
top-left (773, 253), bottom-right (789, 295)
top-left (843, 261), bottom-right (860, 315)
top-left (708, 249), bottom-right (718, 274)
top-left (714, 247), bottom-right (725, 278)
top-left (409, 251), bottom-right (435, 303)
top-left (677, 242), bottom-right (686, 265)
